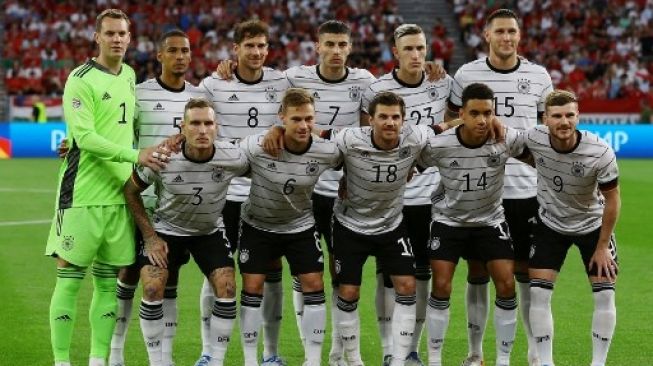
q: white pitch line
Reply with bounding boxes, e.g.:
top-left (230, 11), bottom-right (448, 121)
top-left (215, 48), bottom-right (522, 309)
top-left (0, 219), bottom-right (51, 227)
top-left (0, 188), bottom-right (55, 193)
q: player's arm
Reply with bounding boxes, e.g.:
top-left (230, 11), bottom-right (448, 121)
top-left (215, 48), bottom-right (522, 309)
top-left (124, 171), bottom-right (168, 268)
top-left (589, 183), bottom-right (621, 281)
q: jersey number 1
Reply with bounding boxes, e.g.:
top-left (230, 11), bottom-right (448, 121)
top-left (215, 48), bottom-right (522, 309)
top-left (118, 102), bottom-right (127, 124)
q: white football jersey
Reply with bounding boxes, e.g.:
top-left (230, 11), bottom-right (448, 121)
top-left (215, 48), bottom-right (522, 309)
top-left (418, 127), bottom-right (526, 227)
top-left (525, 126), bottom-right (619, 235)
top-left (334, 125), bottom-right (434, 235)
top-left (363, 70), bottom-right (453, 205)
top-left (286, 65), bottom-right (375, 198)
top-left (138, 141), bottom-right (249, 236)
top-left (200, 68), bottom-right (291, 202)
top-left (450, 57), bottom-right (553, 199)
top-left (240, 133), bottom-right (342, 233)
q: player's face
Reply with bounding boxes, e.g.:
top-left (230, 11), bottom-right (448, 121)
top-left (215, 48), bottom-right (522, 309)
top-left (485, 18), bottom-right (520, 60)
top-left (544, 103), bottom-right (579, 142)
top-left (280, 103), bottom-right (315, 145)
top-left (234, 35), bottom-right (268, 71)
top-left (182, 107), bottom-right (217, 149)
top-left (95, 18), bottom-right (131, 61)
top-left (392, 33), bottom-right (427, 74)
top-left (317, 33), bottom-right (352, 68)
top-left (157, 36), bottom-right (191, 77)
top-left (460, 99), bottom-right (494, 139)
top-left (370, 104), bottom-right (404, 144)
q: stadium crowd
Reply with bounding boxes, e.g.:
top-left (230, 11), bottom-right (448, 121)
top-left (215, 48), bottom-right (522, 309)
top-left (3, 0), bottom-right (403, 95)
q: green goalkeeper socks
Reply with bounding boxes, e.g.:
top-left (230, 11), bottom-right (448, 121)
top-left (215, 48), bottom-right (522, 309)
top-left (89, 262), bottom-right (119, 359)
top-left (50, 266), bottom-right (86, 362)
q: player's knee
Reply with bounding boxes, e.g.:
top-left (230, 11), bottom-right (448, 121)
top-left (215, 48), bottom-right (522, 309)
top-left (338, 286), bottom-right (360, 301)
top-left (118, 265), bottom-right (141, 284)
top-left (433, 276), bottom-right (452, 296)
top-left (142, 281), bottom-right (165, 301)
top-left (242, 276), bottom-right (265, 295)
top-left (299, 273), bottom-right (324, 293)
top-left (466, 260), bottom-right (488, 279)
top-left (210, 267), bottom-right (236, 298)
top-left (393, 276), bottom-right (416, 295)
top-left (494, 276), bottom-right (516, 297)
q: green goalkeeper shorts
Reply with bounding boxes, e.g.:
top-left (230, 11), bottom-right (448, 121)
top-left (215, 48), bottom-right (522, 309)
top-left (45, 205), bottom-right (135, 267)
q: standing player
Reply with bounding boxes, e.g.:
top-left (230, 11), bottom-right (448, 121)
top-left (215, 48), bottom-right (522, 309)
top-left (362, 24), bottom-right (453, 366)
top-left (45, 9), bottom-right (166, 366)
top-left (108, 29), bottom-right (205, 366)
top-left (447, 9), bottom-right (553, 366)
top-left (200, 20), bottom-right (290, 366)
top-left (526, 90), bottom-right (619, 366)
top-left (419, 83), bottom-right (527, 366)
top-left (238, 88), bottom-right (341, 366)
top-left (124, 98), bottom-right (249, 366)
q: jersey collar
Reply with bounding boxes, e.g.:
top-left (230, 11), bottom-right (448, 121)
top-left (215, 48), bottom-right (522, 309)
top-left (392, 69), bottom-right (424, 88)
top-left (235, 69), bottom-right (264, 85)
top-left (550, 130), bottom-right (582, 154)
top-left (286, 135), bottom-right (313, 155)
top-left (156, 77), bottom-right (185, 93)
top-left (89, 58), bottom-right (123, 76)
top-left (316, 65), bottom-right (349, 84)
top-left (182, 141), bottom-right (216, 163)
top-left (485, 56), bottom-right (521, 74)
top-left (456, 125), bottom-right (489, 149)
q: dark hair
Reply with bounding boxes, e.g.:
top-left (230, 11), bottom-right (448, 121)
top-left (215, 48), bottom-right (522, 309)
top-left (461, 83), bottom-right (494, 106)
top-left (96, 8), bottom-right (130, 32)
top-left (318, 20), bottom-right (351, 37)
top-left (368, 92), bottom-right (406, 118)
top-left (234, 20), bottom-right (269, 44)
top-left (392, 23), bottom-right (424, 46)
top-left (184, 98), bottom-right (214, 120)
top-left (280, 88), bottom-right (314, 114)
top-left (158, 29), bottom-right (188, 50)
top-left (545, 90), bottom-right (578, 111)
top-left (485, 8), bottom-right (520, 29)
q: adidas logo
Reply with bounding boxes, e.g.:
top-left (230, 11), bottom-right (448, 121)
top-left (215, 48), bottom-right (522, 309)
top-left (267, 162), bottom-right (277, 170)
top-left (102, 92), bottom-right (111, 100)
top-left (55, 314), bottom-right (72, 321)
top-left (172, 175), bottom-right (184, 183)
top-left (153, 102), bottom-right (165, 111)
top-left (228, 94), bottom-right (239, 101)
top-left (449, 160), bottom-right (459, 168)
top-left (312, 91), bottom-right (320, 99)
top-left (101, 311), bottom-right (116, 319)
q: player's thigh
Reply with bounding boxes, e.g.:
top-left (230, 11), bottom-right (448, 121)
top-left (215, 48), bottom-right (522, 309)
top-left (376, 222), bottom-right (415, 278)
top-left (575, 227), bottom-right (619, 277)
top-left (503, 197), bottom-right (538, 262)
top-left (312, 192), bottom-right (335, 251)
top-left (332, 219), bottom-right (372, 286)
top-left (529, 219), bottom-right (572, 272)
top-left (238, 221), bottom-right (276, 275)
top-left (403, 204), bottom-right (432, 279)
top-left (46, 206), bottom-right (106, 267)
top-left (283, 227), bottom-right (324, 277)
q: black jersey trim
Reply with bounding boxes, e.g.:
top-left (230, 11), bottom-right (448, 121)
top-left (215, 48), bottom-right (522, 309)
top-left (485, 57), bottom-right (521, 74)
top-left (371, 131), bottom-right (400, 150)
top-left (73, 61), bottom-right (94, 78)
top-left (456, 125), bottom-right (489, 149)
top-left (286, 135), bottom-right (313, 155)
top-left (598, 178), bottom-right (619, 192)
top-left (392, 69), bottom-right (424, 88)
top-left (58, 140), bottom-right (81, 209)
top-left (156, 77), bottom-right (185, 93)
top-left (89, 59), bottom-right (123, 76)
top-left (316, 65), bottom-right (349, 84)
top-left (182, 142), bottom-right (216, 163)
top-left (550, 130), bottom-right (582, 154)
top-left (235, 69), bottom-right (264, 85)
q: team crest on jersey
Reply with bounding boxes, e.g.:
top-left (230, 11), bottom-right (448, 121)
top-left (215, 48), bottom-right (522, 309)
top-left (349, 86), bottom-right (362, 101)
top-left (306, 160), bottom-right (320, 175)
top-left (430, 236), bottom-right (441, 251)
top-left (239, 249), bottom-right (250, 263)
top-left (517, 78), bottom-right (531, 94)
top-left (72, 98), bottom-right (82, 109)
top-left (399, 146), bottom-right (411, 159)
top-left (212, 167), bottom-right (225, 182)
top-left (265, 87), bottom-right (277, 102)
top-left (571, 162), bottom-right (585, 177)
top-left (427, 85), bottom-right (439, 100)
top-left (61, 236), bottom-right (75, 251)
top-left (487, 152), bottom-right (501, 167)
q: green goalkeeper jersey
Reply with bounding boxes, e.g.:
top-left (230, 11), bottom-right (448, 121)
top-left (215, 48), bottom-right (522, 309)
top-left (57, 59), bottom-right (138, 208)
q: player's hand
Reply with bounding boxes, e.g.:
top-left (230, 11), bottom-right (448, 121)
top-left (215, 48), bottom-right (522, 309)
top-left (144, 234), bottom-right (169, 268)
top-left (337, 176), bottom-right (347, 199)
top-left (262, 126), bottom-right (285, 157)
top-left (139, 146), bottom-right (170, 172)
top-left (57, 138), bottom-right (69, 159)
top-left (159, 133), bottom-right (185, 154)
top-left (589, 246), bottom-right (618, 282)
top-left (488, 116), bottom-right (506, 142)
top-left (216, 59), bottom-right (237, 80)
top-left (444, 118), bottom-right (463, 130)
top-left (425, 61), bottom-right (446, 82)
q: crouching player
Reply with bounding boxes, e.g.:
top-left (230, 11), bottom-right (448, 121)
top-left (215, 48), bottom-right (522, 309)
top-left (123, 98), bottom-right (249, 366)
top-left (526, 90), bottom-right (620, 366)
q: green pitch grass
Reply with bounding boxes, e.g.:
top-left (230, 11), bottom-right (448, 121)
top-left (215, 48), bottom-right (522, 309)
top-left (0, 159), bottom-right (651, 365)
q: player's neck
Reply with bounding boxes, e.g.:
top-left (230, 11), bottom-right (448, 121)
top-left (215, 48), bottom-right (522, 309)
top-left (488, 53), bottom-right (519, 71)
top-left (95, 54), bottom-right (122, 75)
top-left (237, 65), bottom-right (263, 82)
top-left (396, 68), bottom-right (423, 85)
top-left (318, 64), bottom-right (347, 81)
top-left (372, 132), bottom-right (399, 151)
top-left (183, 143), bottom-right (215, 163)
top-left (284, 135), bottom-right (311, 154)
top-left (159, 72), bottom-right (185, 90)
top-left (550, 133), bottom-right (578, 153)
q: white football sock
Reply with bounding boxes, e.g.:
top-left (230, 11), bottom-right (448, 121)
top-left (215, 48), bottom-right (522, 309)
top-left (262, 271), bottom-right (283, 359)
top-left (240, 291), bottom-right (263, 365)
top-left (530, 280), bottom-right (554, 366)
top-left (591, 283), bottom-right (616, 366)
top-left (335, 296), bottom-right (363, 365)
top-left (302, 291), bottom-right (327, 364)
top-left (162, 286), bottom-right (178, 365)
top-left (410, 277), bottom-right (429, 353)
top-left (139, 299), bottom-right (164, 366)
top-left (292, 276), bottom-right (305, 345)
top-left (465, 279), bottom-right (489, 358)
top-left (199, 278), bottom-right (214, 356)
top-left (390, 294), bottom-right (417, 366)
top-left (494, 296), bottom-right (517, 366)
top-left (426, 295), bottom-right (450, 366)
top-left (210, 298), bottom-right (237, 365)
top-left (109, 280), bottom-right (136, 365)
